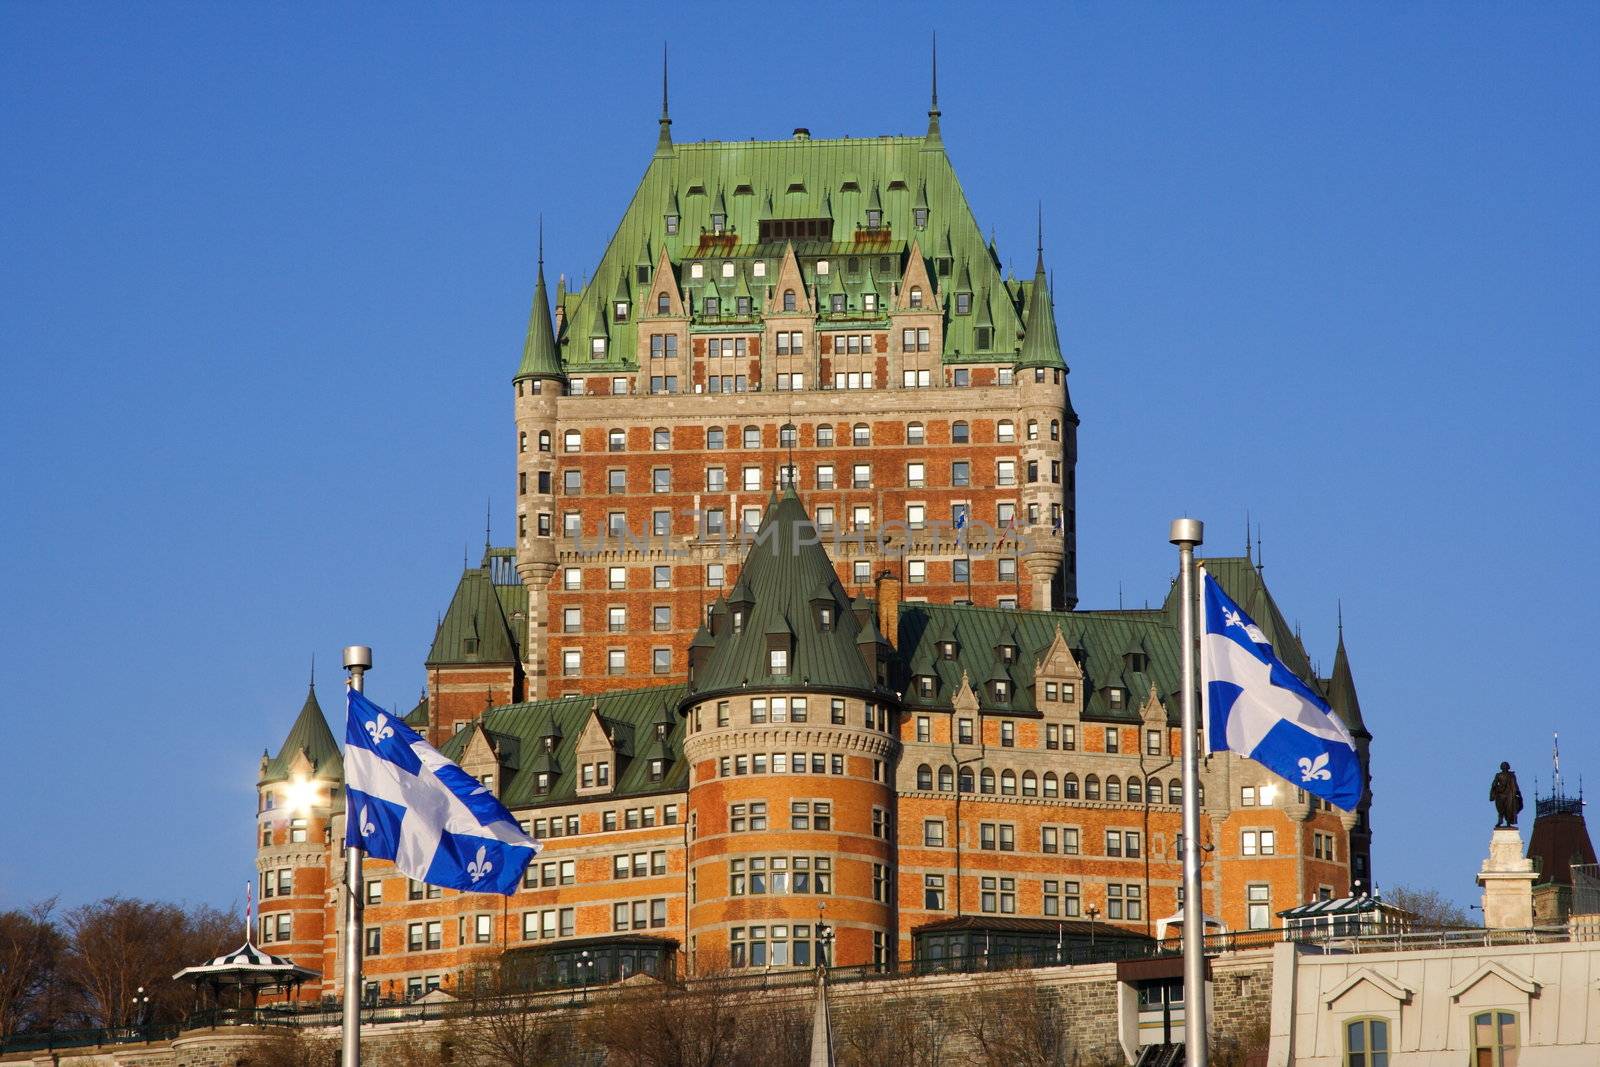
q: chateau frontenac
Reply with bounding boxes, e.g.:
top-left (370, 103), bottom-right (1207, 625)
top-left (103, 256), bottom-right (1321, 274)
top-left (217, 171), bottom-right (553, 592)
top-left (253, 86), bottom-right (1373, 1003)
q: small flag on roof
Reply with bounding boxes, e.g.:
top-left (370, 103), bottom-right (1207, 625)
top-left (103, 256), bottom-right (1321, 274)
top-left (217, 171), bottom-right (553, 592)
top-left (1200, 569), bottom-right (1362, 810)
top-left (344, 688), bottom-right (539, 894)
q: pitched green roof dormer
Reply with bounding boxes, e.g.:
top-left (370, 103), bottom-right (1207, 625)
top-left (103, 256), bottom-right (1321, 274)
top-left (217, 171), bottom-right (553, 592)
top-left (427, 565), bottom-right (519, 667)
top-left (1017, 252), bottom-right (1064, 369)
top-left (1327, 632), bottom-right (1369, 739)
top-left (680, 491), bottom-right (880, 706)
top-left (514, 255), bottom-right (564, 382)
top-left (261, 683), bottom-right (343, 784)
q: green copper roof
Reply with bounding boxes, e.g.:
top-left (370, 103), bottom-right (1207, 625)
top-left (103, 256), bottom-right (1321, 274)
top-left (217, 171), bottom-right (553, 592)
top-left (515, 258), bottom-right (563, 380)
top-left (439, 685), bottom-right (689, 809)
top-left (426, 556), bottom-right (521, 667)
top-left (261, 684), bottom-right (342, 784)
top-left (897, 605), bottom-right (1179, 722)
top-left (1326, 635), bottom-right (1368, 738)
top-left (1016, 253), bottom-right (1065, 370)
top-left (553, 130), bottom-right (1034, 368)
top-left (683, 491), bottom-right (881, 703)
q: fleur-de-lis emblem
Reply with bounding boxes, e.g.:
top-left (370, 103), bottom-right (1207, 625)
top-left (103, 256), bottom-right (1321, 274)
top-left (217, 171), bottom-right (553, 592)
top-left (359, 806), bottom-right (376, 838)
top-left (466, 845), bottom-right (493, 883)
top-left (1298, 752), bottom-right (1332, 782)
top-left (365, 713), bottom-right (394, 744)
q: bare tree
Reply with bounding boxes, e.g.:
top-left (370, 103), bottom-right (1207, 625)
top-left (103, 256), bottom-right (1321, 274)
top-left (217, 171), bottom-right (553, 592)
top-left (0, 899), bottom-right (62, 1037)
top-left (237, 1029), bottom-right (338, 1067)
top-left (834, 983), bottom-right (954, 1067)
top-left (949, 973), bottom-right (1073, 1067)
top-left (455, 996), bottom-right (568, 1067)
top-left (1384, 884), bottom-right (1473, 929)
top-left (579, 972), bottom-right (808, 1067)
top-left (58, 896), bottom-right (240, 1028)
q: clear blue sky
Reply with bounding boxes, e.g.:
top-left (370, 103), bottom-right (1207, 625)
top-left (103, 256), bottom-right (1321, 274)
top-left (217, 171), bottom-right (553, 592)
top-left (2, 4), bottom-right (1595, 913)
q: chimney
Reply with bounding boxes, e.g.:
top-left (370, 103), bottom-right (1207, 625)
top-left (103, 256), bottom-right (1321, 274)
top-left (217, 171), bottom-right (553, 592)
top-left (875, 569), bottom-right (901, 648)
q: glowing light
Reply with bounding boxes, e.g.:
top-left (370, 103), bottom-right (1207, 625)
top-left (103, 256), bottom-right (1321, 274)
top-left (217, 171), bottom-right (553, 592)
top-left (285, 776), bottom-right (319, 813)
top-left (1259, 783), bottom-right (1280, 806)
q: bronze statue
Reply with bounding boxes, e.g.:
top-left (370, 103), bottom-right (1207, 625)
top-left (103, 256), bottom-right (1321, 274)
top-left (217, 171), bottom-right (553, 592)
top-left (1490, 761), bottom-right (1523, 828)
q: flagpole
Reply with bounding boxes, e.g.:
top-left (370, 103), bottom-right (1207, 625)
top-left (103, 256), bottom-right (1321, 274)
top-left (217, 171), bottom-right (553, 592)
top-left (342, 645), bottom-right (372, 1066)
top-left (1168, 519), bottom-right (1209, 1064)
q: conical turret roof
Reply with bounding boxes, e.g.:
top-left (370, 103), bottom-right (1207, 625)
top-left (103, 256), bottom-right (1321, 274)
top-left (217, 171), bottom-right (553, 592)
top-left (427, 564), bottom-right (520, 667)
top-left (1017, 258), bottom-right (1064, 369)
top-left (680, 491), bottom-right (880, 704)
top-left (260, 684), bottom-right (342, 784)
top-left (1326, 635), bottom-right (1369, 739)
top-left (515, 258), bottom-right (563, 381)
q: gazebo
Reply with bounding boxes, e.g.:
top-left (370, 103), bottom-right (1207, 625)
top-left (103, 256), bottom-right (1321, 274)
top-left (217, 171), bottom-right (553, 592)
top-left (173, 941), bottom-right (320, 1024)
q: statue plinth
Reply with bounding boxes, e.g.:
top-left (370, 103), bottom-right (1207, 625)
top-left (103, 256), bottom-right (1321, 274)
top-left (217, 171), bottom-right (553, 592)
top-left (1476, 827), bottom-right (1536, 930)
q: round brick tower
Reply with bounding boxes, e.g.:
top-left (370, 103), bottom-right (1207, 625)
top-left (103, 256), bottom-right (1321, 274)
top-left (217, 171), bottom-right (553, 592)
top-left (256, 682), bottom-right (343, 997)
top-left (512, 246), bottom-right (565, 699)
top-left (1015, 236), bottom-right (1076, 611)
top-left (680, 491), bottom-right (901, 973)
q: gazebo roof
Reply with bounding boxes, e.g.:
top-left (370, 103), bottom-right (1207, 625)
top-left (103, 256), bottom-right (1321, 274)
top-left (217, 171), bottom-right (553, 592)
top-left (173, 941), bottom-right (320, 989)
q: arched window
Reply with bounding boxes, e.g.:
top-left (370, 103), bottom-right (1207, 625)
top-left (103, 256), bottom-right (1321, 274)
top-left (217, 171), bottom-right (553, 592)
top-left (907, 421), bottom-right (925, 444)
top-left (1343, 1018), bottom-right (1390, 1067)
top-left (1043, 772), bottom-right (1058, 798)
top-left (1022, 771), bottom-right (1038, 797)
top-left (518, 431), bottom-right (527, 453)
top-left (1063, 773), bottom-right (1079, 799)
top-left (1000, 770), bottom-right (1016, 796)
top-left (852, 423), bottom-right (870, 446)
top-left (563, 429), bottom-right (581, 453)
top-left (1127, 777), bottom-right (1142, 803)
top-left (1106, 777), bottom-right (1121, 802)
top-left (1050, 419), bottom-right (1061, 441)
top-left (997, 419), bottom-right (1015, 442)
top-left (958, 768), bottom-right (974, 793)
top-left (1026, 419), bottom-right (1039, 441)
top-left (783, 289), bottom-right (797, 311)
top-left (1085, 774), bottom-right (1100, 800)
top-left (938, 765), bottom-right (954, 792)
top-left (657, 293), bottom-right (670, 314)
top-left (980, 769), bottom-right (996, 795)
top-left (537, 430), bottom-right (551, 452)
top-left (952, 420), bottom-right (970, 444)
top-left (909, 286), bottom-right (923, 308)
top-left (743, 425), bottom-right (760, 448)
top-left (916, 764), bottom-right (933, 790)
top-left (1169, 778), bottom-right (1183, 804)
top-left (1147, 778), bottom-right (1163, 805)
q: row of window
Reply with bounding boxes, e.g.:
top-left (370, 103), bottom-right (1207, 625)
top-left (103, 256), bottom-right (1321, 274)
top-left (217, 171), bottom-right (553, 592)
top-left (728, 924), bottom-right (830, 969)
top-left (728, 856), bottom-right (834, 896)
top-left (918, 875), bottom-right (1142, 920)
top-left (547, 458), bottom-right (1065, 498)
top-left (514, 366), bottom-right (1065, 400)
top-left (537, 417), bottom-right (1061, 455)
top-left (692, 696), bottom-right (889, 733)
top-left (717, 751), bottom-right (888, 782)
top-left (911, 765), bottom-right (1190, 804)
top-left (612, 898), bottom-right (670, 932)
top-left (260, 868), bottom-right (292, 897)
top-left (611, 851), bottom-right (669, 879)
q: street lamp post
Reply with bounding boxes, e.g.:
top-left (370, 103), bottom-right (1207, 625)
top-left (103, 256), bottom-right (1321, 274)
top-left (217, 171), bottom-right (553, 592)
top-left (578, 951), bottom-right (594, 1004)
top-left (130, 986), bottom-right (150, 1038)
top-left (1087, 906), bottom-right (1100, 953)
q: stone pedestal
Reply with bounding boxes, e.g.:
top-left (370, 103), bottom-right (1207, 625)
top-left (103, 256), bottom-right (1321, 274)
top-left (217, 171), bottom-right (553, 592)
top-left (1477, 827), bottom-right (1536, 929)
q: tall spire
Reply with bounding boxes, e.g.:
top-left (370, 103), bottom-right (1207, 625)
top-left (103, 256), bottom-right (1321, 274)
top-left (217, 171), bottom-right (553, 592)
top-left (484, 498), bottom-right (492, 554)
top-left (656, 44), bottom-right (673, 154)
top-left (515, 216), bottom-right (563, 381)
top-left (925, 34), bottom-right (942, 143)
top-left (1035, 202), bottom-right (1045, 275)
top-left (1017, 212), bottom-right (1064, 370)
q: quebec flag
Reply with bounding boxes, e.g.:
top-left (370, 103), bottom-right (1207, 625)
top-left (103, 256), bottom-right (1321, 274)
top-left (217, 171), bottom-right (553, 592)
top-left (1200, 569), bottom-right (1362, 810)
top-left (344, 688), bottom-right (539, 894)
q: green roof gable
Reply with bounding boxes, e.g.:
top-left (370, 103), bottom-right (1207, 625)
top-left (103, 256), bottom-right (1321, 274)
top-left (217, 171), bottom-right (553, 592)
top-left (427, 554), bottom-right (522, 667)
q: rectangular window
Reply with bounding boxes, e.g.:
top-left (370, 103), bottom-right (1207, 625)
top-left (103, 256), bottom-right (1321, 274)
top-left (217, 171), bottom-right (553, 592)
top-left (924, 874), bottom-right (946, 910)
top-left (1106, 830), bottom-right (1123, 857)
top-left (1247, 884), bottom-right (1271, 930)
top-left (1104, 727), bottom-right (1119, 753)
top-left (924, 819), bottom-right (945, 847)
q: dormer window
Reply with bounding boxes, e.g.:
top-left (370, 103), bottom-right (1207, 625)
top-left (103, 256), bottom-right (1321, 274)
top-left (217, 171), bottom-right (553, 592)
top-left (998, 644), bottom-right (1016, 664)
top-left (711, 213), bottom-right (726, 233)
top-left (590, 337), bottom-right (607, 359)
top-left (938, 640), bottom-right (958, 661)
top-left (614, 301), bottom-right (629, 322)
top-left (955, 292), bottom-right (971, 315)
top-left (665, 214), bottom-right (679, 234)
top-left (534, 772), bottom-right (551, 795)
top-left (1124, 652), bottom-right (1148, 672)
top-left (649, 759), bottom-right (665, 782)
top-left (830, 293), bottom-right (845, 313)
top-left (462, 637), bottom-right (479, 655)
top-left (866, 209), bottom-right (882, 229)
top-left (1108, 688), bottom-right (1126, 709)
top-left (975, 326), bottom-right (993, 349)
top-left (908, 286), bottom-right (924, 309)
top-left (817, 605), bottom-right (834, 632)
top-left (736, 296), bottom-right (752, 316)
top-left (914, 207), bottom-right (928, 228)
top-left (783, 289), bottom-right (797, 312)
top-left (731, 610), bottom-right (745, 635)
top-left (863, 292), bottom-right (877, 312)
top-left (769, 647), bottom-right (789, 675)
top-left (704, 296), bottom-right (720, 316)
top-left (918, 675), bottom-right (935, 697)
top-left (543, 735), bottom-right (557, 752)
top-left (992, 680), bottom-right (1011, 702)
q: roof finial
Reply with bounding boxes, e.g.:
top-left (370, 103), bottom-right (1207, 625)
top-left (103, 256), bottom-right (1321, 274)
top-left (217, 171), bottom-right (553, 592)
top-left (537, 213), bottom-right (544, 274)
top-left (1035, 202), bottom-right (1045, 275)
top-left (925, 33), bottom-right (942, 141)
top-left (484, 497), bottom-right (492, 554)
top-left (1553, 731), bottom-right (1563, 797)
top-left (1255, 523), bottom-right (1264, 573)
top-left (1337, 599), bottom-right (1344, 643)
top-left (1244, 509), bottom-right (1252, 563)
top-left (656, 44), bottom-right (672, 151)
top-left (309, 652), bottom-right (316, 691)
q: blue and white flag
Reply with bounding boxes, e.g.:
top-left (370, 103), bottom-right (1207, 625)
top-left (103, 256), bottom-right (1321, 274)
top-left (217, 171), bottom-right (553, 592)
top-left (1200, 569), bottom-right (1362, 810)
top-left (344, 689), bottom-right (539, 894)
